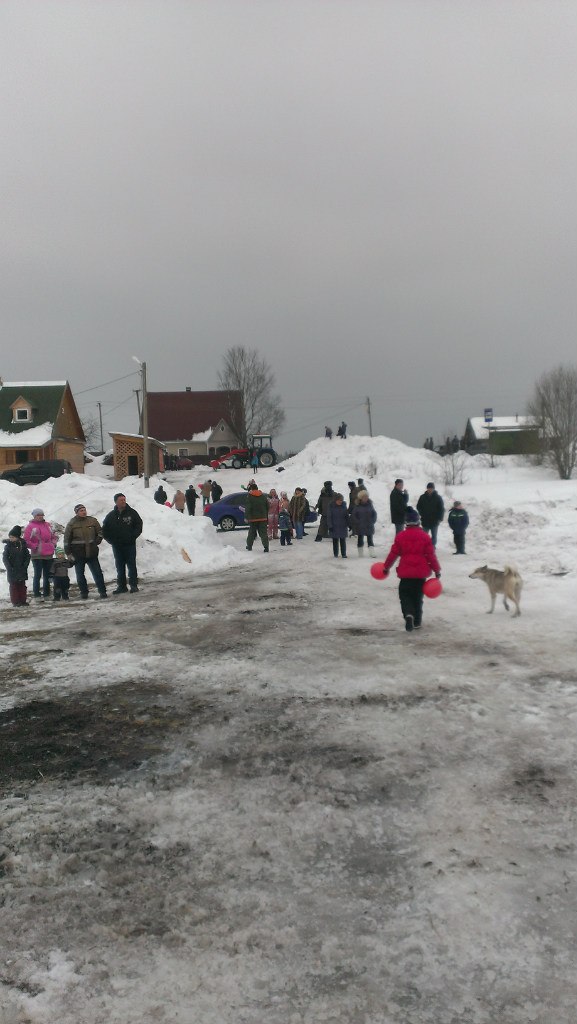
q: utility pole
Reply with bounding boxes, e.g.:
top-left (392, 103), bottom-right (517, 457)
top-left (141, 362), bottom-right (150, 489)
top-left (132, 359), bottom-right (150, 488)
top-left (97, 402), bottom-right (104, 452)
top-left (134, 389), bottom-right (141, 427)
top-left (366, 396), bottom-right (373, 437)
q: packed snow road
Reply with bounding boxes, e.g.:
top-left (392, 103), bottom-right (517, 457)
top-left (0, 537), bottom-right (575, 1024)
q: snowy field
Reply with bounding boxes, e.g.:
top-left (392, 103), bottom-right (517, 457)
top-left (1, 435), bottom-right (576, 1024)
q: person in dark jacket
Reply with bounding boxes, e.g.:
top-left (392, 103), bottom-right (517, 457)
top-left (3, 526), bottom-right (31, 606)
top-left (102, 493), bottom-right (143, 593)
top-left (314, 481), bottom-right (335, 540)
top-left (351, 489), bottom-right (377, 555)
top-left (448, 501), bottom-right (469, 554)
top-left (390, 479), bottom-right (409, 534)
top-left (64, 504), bottom-right (107, 599)
top-left (244, 485), bottom-right (269, 552)
top-left (154, 484), bottom-right (168, 505)
top-left (327, 494), bottom-right (350, 558)
top-left (416, 483), bottom-right (445, 548)
top-left (185, 484), bottom-right (198, 516)
top-left (51, 547), bottom-right (73, 601)
top-left (383, 507), bottom-right (441, 631)
top-left (211, 480), bottom-right (223, 503)
top-left (347, 481), bottom-right (359, 515)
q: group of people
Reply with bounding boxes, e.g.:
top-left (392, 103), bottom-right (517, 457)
top-left (3, 493), bottom-right (143, 607)
top-left (324, 422), bottom-right (348, 440)
top-left (390, 479), bottom-right (468, 554)
top-left (154, 480), bottom-right (224, 514)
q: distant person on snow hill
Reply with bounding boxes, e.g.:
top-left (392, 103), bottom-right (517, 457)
top-left (171, 489), bottom-right (186, 513)
top-left (325, 426), bottom-right (333, 439)
top-left (337, 421), bottom-right (347, 438)
top-left (154, 483), bottom-right (167, 505)
top-left (416, 483), bottom-right (445, 548)
top-left (102, 493), bottom-right (143, 594)
top-left (201, 480), bottom-right (212, 508)
top-left (382, 506), bottom-right (441, 632)
top-left (185, 484), bottom-right (198, 516)
top-left (448, 500), bottom-right (469, 554)
top-left (390, 479), bottom-right (409, 535)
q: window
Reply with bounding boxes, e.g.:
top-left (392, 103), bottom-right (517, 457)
top-left (15, 450), bottom-right (29, 463)
top-left (178, 448), bottom-right (189, 456)
top-left (15, 408), bottom-right (31, 422)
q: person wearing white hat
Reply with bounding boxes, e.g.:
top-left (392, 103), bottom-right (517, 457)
top-left (23, 509), bottom-right (58, 600)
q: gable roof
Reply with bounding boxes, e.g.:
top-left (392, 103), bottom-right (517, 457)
top-left (147, 390), bottom-right (244, 442)
top-left (468, 415), bottom-right (536, 440)
top-left (0, 381), bottom-right (68, 436)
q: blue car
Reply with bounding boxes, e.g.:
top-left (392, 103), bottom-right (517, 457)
top-left (204, 492), bottom-right (318, 532)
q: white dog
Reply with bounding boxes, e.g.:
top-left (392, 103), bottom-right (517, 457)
top-left (469, 565), bottom-right (523, 617)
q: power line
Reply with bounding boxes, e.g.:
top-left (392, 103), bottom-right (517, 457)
top-left (75, 371), bottom-right (139, 395)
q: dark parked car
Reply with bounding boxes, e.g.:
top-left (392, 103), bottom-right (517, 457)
top-left (204, 492), bottom-right (318, 532)
top-left (0, 459), bottom-right (73, 485)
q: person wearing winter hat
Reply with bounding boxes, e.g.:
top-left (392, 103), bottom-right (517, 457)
top-left (102, 493), bottom-right (143, 593)
top-left (382, 506), bottom-right (441, 632)
top-left (2, 526), bottom-right (31, 606)
top-left (416, 482), bottom-right (445, 548)
top-left (64, 504), bottom-right (107, 599)
top-left (351, 489), bottom-right (378, 555)
top-left (23, 509), bottom-right (58, 600)
top-left (314, 481), bottom-right (335, 541)
top-left (51, 547), bottom-right (73, 602)
top-left (448, 500), bottom-right (469, 554)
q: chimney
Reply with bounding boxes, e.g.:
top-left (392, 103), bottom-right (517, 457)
top-left (185, 387), bottom-right (191, 392)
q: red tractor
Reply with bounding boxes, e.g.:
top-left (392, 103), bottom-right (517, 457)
top-left (210, 434), bottom-right (278, 471)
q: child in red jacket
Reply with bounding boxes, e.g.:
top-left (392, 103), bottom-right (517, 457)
top-left (382, 507), bottom-right (441, 632)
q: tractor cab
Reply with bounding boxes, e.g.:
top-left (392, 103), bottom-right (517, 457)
top-left (250, 434), bottom-right (273, 450)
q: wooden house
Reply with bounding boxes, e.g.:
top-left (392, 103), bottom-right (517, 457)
top-left (0, 379), bottom-right (85, 473)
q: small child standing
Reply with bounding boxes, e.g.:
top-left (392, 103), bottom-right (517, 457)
top-left (278, 495), bottom-right (292, 547)
top-left (51, 547), bottom-right (72, 601)
top-left (2, 526), bottom-right (31, 607)
top-left (448, 500), bottom-right (469, 554)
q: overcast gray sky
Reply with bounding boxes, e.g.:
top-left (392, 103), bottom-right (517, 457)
top-left (2, 1), bottom-right (576, 453)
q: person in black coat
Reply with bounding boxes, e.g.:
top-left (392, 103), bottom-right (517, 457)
top-left (314, 481), bottom-right (335, 540)
top-left (185, 484), bottom-right (198, 516)
top-left (416, 483), bottom-right (445, 548)
top-left (390, 479), bottom-right (409, 534)
top-left (3, 526), bottom-right (31, 606)
top-left (351, 490), bottom-right (377, 554)
top-left (102, 493), bottom-right (143, 593)
top-left (154, 484), bottom-right (168, 505)
top-left (211, 481), bottom-right (223, 503)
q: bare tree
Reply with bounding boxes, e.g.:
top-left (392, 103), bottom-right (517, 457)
top-left (528, 365), bottom-right (577, 479)
top-left (217, 346), bottom-right (285, 444)
top-left (81, 414), bottom-right (101, 451)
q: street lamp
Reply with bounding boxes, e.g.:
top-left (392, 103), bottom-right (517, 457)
top-left (132, 356), bottom-right (150, 488)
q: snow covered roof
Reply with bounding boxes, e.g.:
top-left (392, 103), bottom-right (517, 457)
top-left (0, 381), bottom-right (67, 388)
top-left (189, 428), bottom-right (213, 442)
top-left (468, 416), bottom-right (536, 440)
top-left (0, 422), bottom-right (53, 448)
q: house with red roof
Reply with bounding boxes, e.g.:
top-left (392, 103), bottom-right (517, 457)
top-left (146, 389), bottom-right (244, 465)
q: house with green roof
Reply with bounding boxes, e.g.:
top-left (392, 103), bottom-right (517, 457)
top-left (0, 380), bottom-right (85, 473)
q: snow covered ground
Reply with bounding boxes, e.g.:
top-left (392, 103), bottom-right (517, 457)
top-left (1, 436), bottom-right (576, 1023)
